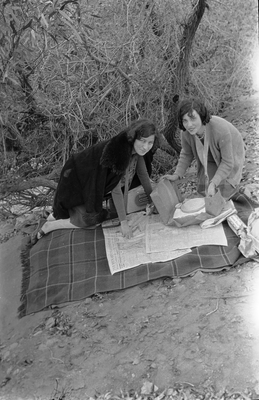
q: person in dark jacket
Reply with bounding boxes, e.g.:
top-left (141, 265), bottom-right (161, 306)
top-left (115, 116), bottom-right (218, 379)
top-left (32, 119), bottom-right (159, 242)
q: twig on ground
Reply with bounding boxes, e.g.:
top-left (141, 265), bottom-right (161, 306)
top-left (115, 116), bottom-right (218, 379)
top-left (206, 299), bottom-right (219, 316)
top-left (50, 350), bottom-right (64, 364)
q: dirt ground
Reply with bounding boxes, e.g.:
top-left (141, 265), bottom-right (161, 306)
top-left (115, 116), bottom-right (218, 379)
top-left (1, 93), bottom-right (259, 400)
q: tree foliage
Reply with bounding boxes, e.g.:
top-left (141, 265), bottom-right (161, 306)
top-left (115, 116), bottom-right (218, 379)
top-left (0, 0), bottom-right (257, 215)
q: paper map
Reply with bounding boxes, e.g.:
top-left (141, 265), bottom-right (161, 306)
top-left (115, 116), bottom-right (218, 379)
top-left (102, 213), bottom-right (191, 274)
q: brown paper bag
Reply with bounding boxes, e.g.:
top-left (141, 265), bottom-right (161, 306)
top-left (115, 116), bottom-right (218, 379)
top-left (205, 190), bottom-right (226, 216)
top-left (150, 179), bottom-right (183, 224)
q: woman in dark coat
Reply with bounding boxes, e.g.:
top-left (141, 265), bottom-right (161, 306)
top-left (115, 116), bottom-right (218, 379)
top-left (32, 119), bottom-right (159, 241)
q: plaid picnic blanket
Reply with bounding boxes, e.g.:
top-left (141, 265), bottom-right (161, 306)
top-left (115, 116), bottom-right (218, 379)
top-left (19, 192), bottom-right (258, 318)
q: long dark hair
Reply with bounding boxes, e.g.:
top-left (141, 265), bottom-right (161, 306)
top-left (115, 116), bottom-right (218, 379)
top-left (178, 98), bottom-right (211, 131)
top-left (100, 119), bottom-right (159, 173)
top-left (126, 119), bottom-right (160, 150)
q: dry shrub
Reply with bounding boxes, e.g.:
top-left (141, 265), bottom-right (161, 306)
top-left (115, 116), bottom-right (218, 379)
top-left (0, 0), bottom-right (257, 209)
top-left (151, 149), bottom-right (178, 181)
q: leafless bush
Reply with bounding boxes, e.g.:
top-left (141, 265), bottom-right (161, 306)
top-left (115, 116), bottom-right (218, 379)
top-left (0, 0), bottom-right (256, 215)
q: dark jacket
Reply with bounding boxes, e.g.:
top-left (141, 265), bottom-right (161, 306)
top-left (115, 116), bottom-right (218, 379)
top-left (53, 131), bottom-right (153, 219)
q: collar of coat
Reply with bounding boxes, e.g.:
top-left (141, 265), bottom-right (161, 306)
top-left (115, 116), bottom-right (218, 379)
top-left (100, 130), bottom-right (134, 174)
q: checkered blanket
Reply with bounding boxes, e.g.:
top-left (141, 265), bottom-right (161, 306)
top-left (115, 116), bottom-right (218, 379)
top-left (19, 192), bottom-right (258, 318)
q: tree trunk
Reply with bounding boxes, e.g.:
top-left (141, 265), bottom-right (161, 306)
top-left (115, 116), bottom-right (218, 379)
top-left (162, 0), bottom-right (207, 153)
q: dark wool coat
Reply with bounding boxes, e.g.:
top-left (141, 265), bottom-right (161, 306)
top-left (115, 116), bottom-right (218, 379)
top-left (53, 131), bottom-right (153, 219)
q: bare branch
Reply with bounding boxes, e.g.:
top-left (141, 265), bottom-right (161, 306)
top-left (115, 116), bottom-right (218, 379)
top-left (1, 178), bottom-right (57, 198)
top-left (81, 34), bottom-right (132, 82)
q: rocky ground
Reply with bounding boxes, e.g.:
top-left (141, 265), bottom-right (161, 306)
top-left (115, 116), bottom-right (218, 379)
top-left (1, 93), bottom-right (259, 400)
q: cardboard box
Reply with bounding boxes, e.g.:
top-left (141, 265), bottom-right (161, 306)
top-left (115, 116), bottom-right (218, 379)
top-left (127, 184), bottom-right (155, 214)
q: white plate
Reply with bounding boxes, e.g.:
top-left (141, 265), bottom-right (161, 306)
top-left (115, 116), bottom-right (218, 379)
top-left (180, 198), bottom-right (205, 214)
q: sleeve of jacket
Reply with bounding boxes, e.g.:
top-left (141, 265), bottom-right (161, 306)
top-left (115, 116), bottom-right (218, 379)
top-left (174, 132), bottom-right (194, 178)
top-left (111, 181), bottom-right (127, 222)
top-left (136, 156), bottom-right (153, 201)
top-left (210, 129), bottom-right (234, 186)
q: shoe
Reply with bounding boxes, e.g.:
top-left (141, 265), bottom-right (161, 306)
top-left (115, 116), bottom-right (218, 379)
top-left (102, 219), bottom-right (120, 229)
top-left (30, 218), bottom-right (46, 245)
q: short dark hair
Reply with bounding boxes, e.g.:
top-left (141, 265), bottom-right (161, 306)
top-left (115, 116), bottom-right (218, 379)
top-left (177, 98), bottom-right (211, 131)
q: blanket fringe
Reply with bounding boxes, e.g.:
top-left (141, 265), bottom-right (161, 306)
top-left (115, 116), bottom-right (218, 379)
top-left (18, 236), bottom-right (33, 318)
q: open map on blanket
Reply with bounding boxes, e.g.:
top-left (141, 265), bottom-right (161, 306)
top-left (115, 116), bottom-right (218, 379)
top-left (102, 212), bottom-right (227, 275)
top-left (19, 192), bottom-right (259, 317)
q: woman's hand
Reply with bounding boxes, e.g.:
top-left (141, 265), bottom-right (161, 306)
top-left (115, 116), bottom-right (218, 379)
top-left (160, 174), bottom-right (179, 182)
top-left (207, 181), bottom-right (217, 197)
top-left (120, 220), bottom-right (133, 239)
top-left (146, 202), bottom-right (158, 215)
